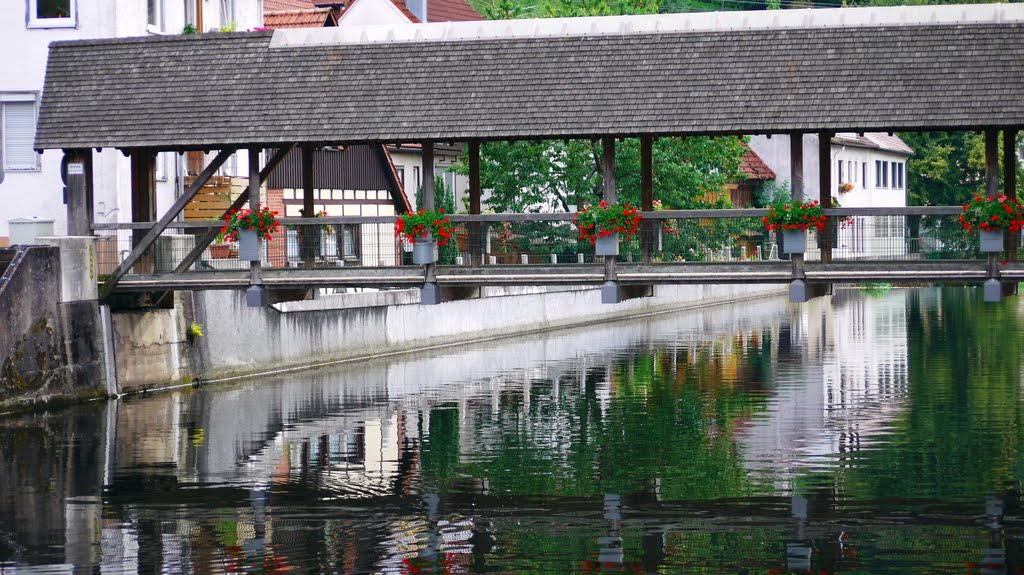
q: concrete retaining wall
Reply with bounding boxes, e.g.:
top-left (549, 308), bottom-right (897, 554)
top-left (0, 244), bottom-right (106, 411)
top-left (114, 283), bottom-right (784, 390)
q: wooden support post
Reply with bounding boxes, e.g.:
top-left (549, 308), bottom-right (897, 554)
top-left (130, 150), bottom-right (157, 273)
top-left (986, 129), bottom-right (1000, 199)
top-left (468, 140), bottom-right (482, 267)
top-left (640, 135), bottom-right (654, 263)
top-left (1004, 128), bottom-right (1019, 296)
top-left (601, 136), bottom-right (619, 303)
top-left (301, 143), bottom-right (316, 270)
top-left (818, 131), bottom-right (834, 265)
top-left (245, 148), bottom-right (268, 307)
top-left (790, 134), bottom-right (804, 199)
top-left (99, 148), bottom-right (236, 299)
top-left (602, 136), bottom-right (617, 204)
top-left (64, 149), bottom-right (93, 236)
top-left (422, 141), bottom-right (435, 210)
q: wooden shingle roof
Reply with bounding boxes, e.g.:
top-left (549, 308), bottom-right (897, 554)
top-left (35, 8), bottom-right (1024, 151)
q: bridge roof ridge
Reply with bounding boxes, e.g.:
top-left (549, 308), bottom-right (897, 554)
top-left (270, 3), bottom-right (1024, 48)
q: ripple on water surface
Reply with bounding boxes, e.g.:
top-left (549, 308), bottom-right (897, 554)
top-left (1, 288), bottom-right (1023, 574)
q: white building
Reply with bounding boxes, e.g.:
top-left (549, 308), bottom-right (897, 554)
top-left (749, 133), bottom-right (913, 259)
top-left (0, 0), bottom-right (262, 245)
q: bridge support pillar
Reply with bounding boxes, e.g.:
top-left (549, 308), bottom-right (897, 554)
top-left (421, 282), bottom-right (441, 305)
top-left (985, 279), bottom-right (1002, 303)
top-left (789, 280), bottom-right (809, 303)
top-left (601, 281), bottom-right (620, 304)
top-left (246, 285), bottom-right (268, 307)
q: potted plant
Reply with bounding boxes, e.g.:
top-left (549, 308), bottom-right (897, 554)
top-left (960, 194), bottom-right (1024, 252)
top-left (220, 205), bottom-right (280, 261)
top-left (395, 208), bottom-right (454, 264)
top-left (838, 182), bottom-right (854, 194)
top-left (763, 199), bottom-right (825, 254)
top-left (574, 200), bottom-right (643, 256)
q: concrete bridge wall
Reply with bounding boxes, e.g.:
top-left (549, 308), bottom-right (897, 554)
top-left (113, 282), bottom-right (785, 391)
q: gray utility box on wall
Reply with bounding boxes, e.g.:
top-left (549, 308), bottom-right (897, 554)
top-left (8, 218), bottom-right (55, 245)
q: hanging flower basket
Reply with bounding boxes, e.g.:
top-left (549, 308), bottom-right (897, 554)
top-left (838, 182), bottom-right (854, 194)
top-left (395, 209), bottom-right (454, 265)
top-left (219, 205), bottom-right (280, 262)
top-left (763, 200), bottom-right (825, 255)
top-left (959, 194), bottom-right (1024, 253)
top-left (574, 200), bottom-right (642, 256)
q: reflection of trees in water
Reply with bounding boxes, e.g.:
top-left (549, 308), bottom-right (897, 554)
top-left (440, 331), bottom-right (778, 502)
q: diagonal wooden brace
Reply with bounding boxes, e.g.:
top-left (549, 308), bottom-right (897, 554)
top-left (170, 145), bottom-right (295, 275)
top-left (99, 148), bottom-right (237, 299)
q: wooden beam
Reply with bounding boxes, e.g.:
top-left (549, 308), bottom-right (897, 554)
top-left (422, 141), bottom-right (435, 210)
top-left (986, 129), bottom-right (1000, 198)
top-left (130, 150), bottom-right (157, 273)
top-left (302, 143), bottom-right (316, 269)
top-left (1005, 129), bottom-right (1020, 295)
top-left (468, 140), bottom-right (482, 266)
top-left (248, 148), bottom-right (262, 286)
top-left (64, 149), bottom-right (92, 236)
top-left (640, 135), bottom-right (654, 263)
top-left (602, 136), bottom-right (617, 285)
top-left (790, 133), bottom-right (804, 199)
top-left (818, 131), bottom-right (834, 264)
top-left (602, 136), bottom-right (616, 203)
top-left (99, 148), bottom-right (236, 299)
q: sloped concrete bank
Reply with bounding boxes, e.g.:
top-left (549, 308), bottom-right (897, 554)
top-left (114, 283), bottom-right (785, 392)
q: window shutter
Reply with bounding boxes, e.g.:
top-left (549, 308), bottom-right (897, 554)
top-left (4, 102), bottom-right (38, 170)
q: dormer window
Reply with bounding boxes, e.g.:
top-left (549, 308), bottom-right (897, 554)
top-left (28, 0), bottom-right (77, 28)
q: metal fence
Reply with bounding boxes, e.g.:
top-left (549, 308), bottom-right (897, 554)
top-left (91, 208), bottom-right (1012, 278)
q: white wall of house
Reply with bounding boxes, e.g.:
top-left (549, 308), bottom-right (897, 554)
top-left (337, 0), bottom-right (413, 26)
top-left (749, 133), bottom-right (911, 259)
top-left (0, 0), bottom-right (260, 242)
top-left (389, 148), bottom-right (468, 212)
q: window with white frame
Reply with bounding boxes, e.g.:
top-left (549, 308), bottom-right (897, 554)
top-left (442, 170), bottom-right (456, 195)
top-left (413, 166), bottom-right (421, 193)
top-left (897, 162), bottom-right (905, 189)
top-left (396, 166), bottom-right (405, 186)
top-left (220, 0), bottom-right (235, 28)
top-left (875, 160), bottom-right (882, 188)
top-left (148, 0), bottom-right (164, 32)
top-left (185, 0), bottom-right (196, 27)
top-left (837, 160), bottom-right (844, 184)
top-left (2, 95), bottom-right (40, 172)
top-left (27, 0), bottom-right (77, 28)
top-left (155, 152), bottom-right (167, 181)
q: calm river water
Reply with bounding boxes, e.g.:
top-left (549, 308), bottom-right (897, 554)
top-left (2, 288), bottom-right (1023, 574)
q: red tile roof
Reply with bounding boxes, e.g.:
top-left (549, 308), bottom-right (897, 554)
top-left (264, 8), bottom-right (337, 28)
top-left (264, 0), bottom-right (316, 11)
top-left (426, 0), bottom-right (482, 22)
top-left (387, 0), bottom-right (421, 22)
top-left (739, 145), bottom-right (776, 180)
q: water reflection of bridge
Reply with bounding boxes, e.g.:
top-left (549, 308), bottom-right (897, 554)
top-left (3, 290), bottom-right (1023, 573)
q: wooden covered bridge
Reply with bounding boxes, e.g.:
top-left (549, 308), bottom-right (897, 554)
top-left (34, 4), bottom-right (1024, 305)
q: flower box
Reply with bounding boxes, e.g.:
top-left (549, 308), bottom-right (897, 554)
top-left (413, 235), bottom-right (438, 264)
top-left (960, 195), bottom-right (1023, 254)
top-left (395, 209), bottom-right (453, 266)
top-left (763, 200), bottom-right (825, 257)
top-left (595, 233), bottom-right (619, 256)
top-left (979, 229), bottom-right (1004, 253)
top-left (574, 201), bottom-right (642, 255)
top-left (209, 244), bottom-right (235, 259)
top-left (219, 204), bottom-right (280, 262)
top-left (238, 229), bottom-right (260, 261)
top-left (782, 229), bottom-right (807, 254)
